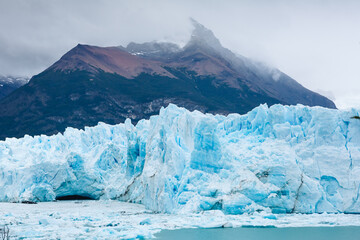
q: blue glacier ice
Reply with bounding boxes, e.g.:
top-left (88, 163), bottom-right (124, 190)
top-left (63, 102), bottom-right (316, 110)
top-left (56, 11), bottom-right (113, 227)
top-left (1, 104), bottom-right (360, 214)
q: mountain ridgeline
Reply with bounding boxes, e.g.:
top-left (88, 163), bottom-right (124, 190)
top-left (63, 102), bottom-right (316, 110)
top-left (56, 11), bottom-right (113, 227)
top-left (0, 20), bottom-right (335, 140)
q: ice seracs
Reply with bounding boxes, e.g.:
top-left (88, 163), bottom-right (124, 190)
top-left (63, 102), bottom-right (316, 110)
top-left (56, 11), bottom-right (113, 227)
top-left (0, 104), bottom-right (360, 214)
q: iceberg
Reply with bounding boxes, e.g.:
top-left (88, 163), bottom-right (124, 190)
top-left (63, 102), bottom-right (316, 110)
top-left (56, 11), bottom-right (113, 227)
top-left (1, 104), bottom-right (360, 214)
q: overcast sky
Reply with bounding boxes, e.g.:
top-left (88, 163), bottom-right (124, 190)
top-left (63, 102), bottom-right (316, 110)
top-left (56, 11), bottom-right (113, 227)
top-left (1, 0), bottom-right (359, 109)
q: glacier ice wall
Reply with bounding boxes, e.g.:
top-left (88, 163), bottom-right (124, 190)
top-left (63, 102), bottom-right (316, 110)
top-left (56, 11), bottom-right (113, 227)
top-left (1, 104), bottom-right (360, 214)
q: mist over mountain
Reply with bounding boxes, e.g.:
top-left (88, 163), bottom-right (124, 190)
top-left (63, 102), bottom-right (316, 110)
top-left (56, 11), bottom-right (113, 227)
top-left (0, 20), bottom-right (335, 140)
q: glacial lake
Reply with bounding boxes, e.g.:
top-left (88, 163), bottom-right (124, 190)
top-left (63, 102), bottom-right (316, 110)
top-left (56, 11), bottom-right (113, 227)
top-left (155, 226), bottom-right (360, 240)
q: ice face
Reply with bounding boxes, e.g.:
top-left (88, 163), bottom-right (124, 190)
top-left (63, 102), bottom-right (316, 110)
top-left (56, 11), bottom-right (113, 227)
top-left (0, 104), bottom-right (360, 214)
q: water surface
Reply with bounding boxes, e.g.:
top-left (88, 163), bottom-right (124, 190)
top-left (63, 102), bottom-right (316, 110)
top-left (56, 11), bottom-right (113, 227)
top-left (155, 226), bottom-right (360, 240)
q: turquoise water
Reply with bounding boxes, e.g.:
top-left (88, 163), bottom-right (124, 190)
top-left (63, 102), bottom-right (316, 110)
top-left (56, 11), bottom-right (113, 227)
top-left (155, 226), bottom-right (360, 240)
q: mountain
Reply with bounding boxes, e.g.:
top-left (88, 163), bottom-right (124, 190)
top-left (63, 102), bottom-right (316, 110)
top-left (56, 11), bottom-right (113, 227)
top-left (1, 104), bottom-right (359, 214)
top-left (0, 20), bottom-right (335, 140)
top-left (0, 75), bottom-right (29, 100)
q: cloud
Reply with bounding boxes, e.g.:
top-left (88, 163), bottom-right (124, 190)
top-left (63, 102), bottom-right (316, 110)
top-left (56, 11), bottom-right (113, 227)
top-left (1, 0), bottom-right (360, 108)
top-left (335, 94), bottom-right (360, 110)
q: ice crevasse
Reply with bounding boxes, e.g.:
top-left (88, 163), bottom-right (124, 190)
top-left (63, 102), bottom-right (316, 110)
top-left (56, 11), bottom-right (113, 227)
top-left (1, 104), bottom-right (360, 214)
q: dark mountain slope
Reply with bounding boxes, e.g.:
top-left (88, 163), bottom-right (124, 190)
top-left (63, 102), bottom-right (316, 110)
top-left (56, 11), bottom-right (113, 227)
top-left (0, 66), bottom-right (280, 139)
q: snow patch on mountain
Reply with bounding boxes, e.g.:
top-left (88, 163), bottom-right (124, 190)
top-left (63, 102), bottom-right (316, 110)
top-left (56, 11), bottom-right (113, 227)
top-left (0, 75), bottom-right (29, 85)
top-left (0, 75), bottom-right (29, 99)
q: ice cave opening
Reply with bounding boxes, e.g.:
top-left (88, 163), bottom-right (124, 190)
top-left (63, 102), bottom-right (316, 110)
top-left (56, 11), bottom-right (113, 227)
top-left (55, 195), bottom-right (95, 201)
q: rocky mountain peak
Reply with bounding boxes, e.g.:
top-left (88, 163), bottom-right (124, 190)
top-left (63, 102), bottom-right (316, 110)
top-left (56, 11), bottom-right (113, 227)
top-left (185, 18), bottom-right (223, 52)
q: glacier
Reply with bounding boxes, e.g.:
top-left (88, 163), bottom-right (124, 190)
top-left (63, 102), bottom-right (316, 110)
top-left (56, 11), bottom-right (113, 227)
top-left (1, 104), bottom-right (360, 214)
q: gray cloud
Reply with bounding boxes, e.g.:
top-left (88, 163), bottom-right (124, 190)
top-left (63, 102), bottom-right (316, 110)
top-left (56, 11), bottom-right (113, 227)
top-left (1, 0), bottom-right (360, 108)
